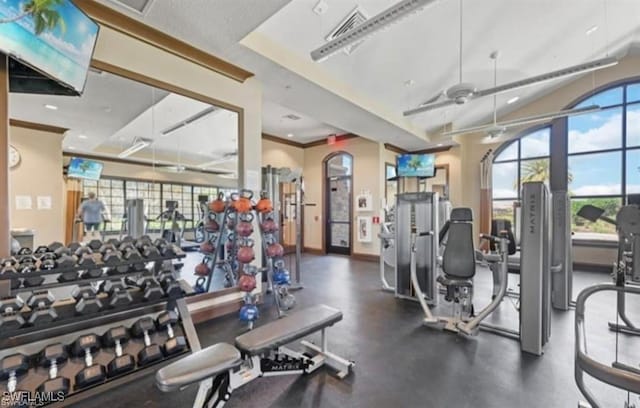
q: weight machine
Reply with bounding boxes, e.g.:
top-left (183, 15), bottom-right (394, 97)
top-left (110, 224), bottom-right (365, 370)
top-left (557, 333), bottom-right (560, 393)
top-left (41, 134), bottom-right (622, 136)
top-left (574, 204), bottom-right (640, 407)
top-left (119, 199), bottom-right (148, 240)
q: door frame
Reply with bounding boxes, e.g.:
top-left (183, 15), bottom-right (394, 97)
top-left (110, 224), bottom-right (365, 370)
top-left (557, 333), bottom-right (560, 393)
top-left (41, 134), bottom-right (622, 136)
top-left (322, 151), bottom-right (353, 255)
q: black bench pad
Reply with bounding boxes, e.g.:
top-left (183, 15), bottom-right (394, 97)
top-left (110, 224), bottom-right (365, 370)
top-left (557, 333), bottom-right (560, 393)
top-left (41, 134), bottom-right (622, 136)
top-left (156, 343), bottom-right (242, 392)
top-left (235, 304), bottom-right (342, 356)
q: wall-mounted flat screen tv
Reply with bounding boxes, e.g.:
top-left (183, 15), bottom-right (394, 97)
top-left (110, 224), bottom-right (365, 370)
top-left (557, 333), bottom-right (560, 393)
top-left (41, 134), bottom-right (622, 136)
top-left (0, 0), bottom-right (99, 95)
top-left (396, 153), bottom-right (435, 178)
top-left (67, 157), bottom-right (103, 180)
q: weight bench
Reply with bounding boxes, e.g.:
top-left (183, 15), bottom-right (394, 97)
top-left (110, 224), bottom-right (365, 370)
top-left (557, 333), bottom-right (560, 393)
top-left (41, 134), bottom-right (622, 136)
top-left (156, 304), bottom-right (354, 408)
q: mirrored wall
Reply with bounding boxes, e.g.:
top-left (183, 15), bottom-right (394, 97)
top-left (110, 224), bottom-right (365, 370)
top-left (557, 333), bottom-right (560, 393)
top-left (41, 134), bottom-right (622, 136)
top-left (8, 68), bottom-right (240, 293)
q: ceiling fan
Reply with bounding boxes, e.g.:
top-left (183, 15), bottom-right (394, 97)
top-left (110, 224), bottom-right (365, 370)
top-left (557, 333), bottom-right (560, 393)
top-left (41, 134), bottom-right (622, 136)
top-left (403, 0), bottom-right (618, 117)
top-left (439, 52), bottom-right (602, 141)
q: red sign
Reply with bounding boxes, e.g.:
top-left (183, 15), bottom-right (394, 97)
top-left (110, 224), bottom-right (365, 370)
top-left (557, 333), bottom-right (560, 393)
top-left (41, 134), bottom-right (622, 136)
top-left (373, 216), bottom-right (380, 224)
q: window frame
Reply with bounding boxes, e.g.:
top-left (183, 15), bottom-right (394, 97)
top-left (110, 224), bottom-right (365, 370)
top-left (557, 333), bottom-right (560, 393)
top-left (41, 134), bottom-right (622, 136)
top-left (491, 79), bottom-right (640, 243)
top-left (82, 176), bottom-right (229, 235)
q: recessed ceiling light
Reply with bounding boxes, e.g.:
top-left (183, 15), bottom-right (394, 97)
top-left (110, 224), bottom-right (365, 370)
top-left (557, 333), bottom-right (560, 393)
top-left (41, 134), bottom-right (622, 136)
top-left (507, 96), bottom-right (520, 104)
top-left (287, 133), bottom-right (294, 138)
top-left (78, 134), bottom-right (88, 139)
top-left (586, 25), bottom-right (599, 35)
top-left (404, 79), bottom-right (415, 87)
top-left (44, 104), bottom-right (58, 110)
top-left (68, 146), bottom-right (76, 150)
top-left (437, 143), bottom-right (443, 146)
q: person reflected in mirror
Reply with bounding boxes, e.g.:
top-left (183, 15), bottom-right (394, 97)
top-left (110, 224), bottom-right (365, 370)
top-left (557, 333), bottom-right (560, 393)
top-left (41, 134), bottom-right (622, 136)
top-left (76, 192), bottom-right (109, 237)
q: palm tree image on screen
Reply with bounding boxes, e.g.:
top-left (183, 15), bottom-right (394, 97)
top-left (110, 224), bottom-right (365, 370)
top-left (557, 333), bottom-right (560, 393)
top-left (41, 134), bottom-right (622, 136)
top-left (0, 0), bottom-right (66, 35)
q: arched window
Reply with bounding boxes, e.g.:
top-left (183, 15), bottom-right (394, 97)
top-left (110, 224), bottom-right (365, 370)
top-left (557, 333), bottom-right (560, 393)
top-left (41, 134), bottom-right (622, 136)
top-left (491, 79), bottom-right (640, 239)
top-left (492, 126), bottom-right (550, 222)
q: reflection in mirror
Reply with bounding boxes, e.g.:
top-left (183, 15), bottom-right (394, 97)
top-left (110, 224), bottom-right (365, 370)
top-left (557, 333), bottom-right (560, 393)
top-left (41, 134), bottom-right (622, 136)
top-left (8, 69), bottom-right (240, 294)
top-left (419, 165), bottom-right (449, 198)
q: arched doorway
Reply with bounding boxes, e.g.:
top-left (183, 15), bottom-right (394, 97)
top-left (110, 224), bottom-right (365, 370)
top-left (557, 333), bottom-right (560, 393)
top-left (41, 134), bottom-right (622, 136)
top-left (324, 152), bottom-right (353, 255)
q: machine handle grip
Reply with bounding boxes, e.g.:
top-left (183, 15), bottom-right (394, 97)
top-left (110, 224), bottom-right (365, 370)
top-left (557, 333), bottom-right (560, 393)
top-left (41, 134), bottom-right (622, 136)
top-left (479, 233), bottom-right (501, 243)
top-left (417, 231), bottom-right (433, 237)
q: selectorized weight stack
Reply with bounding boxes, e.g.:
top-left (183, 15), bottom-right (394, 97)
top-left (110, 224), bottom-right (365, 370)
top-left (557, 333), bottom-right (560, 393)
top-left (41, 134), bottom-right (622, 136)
top-left (394, 192), bottom-right (439, 304)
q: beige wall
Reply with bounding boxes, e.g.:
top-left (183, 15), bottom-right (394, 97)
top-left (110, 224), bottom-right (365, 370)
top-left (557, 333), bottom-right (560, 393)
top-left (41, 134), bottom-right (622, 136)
top-left (9, 126), bottom-right (65, 246)
top-left (303, 137), bottom-right (382, 255)
top-left (92, 26), bottom-right (263, 307)
top-left (262, 139), bottom-right (304, 169)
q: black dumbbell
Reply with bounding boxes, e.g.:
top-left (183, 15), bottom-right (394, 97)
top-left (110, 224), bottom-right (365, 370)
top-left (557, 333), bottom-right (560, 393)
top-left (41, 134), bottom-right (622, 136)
top-left (26, 291), bottom-right (57, 326)
top-left (72, 334), bottom-right (106, 389)
top-left (37, 343), bottom-right (70, 396)
top-left (34, 246), bottom-right (51, 257)
top-left (106, 265), bottom-right (131, 275)
top-left (56, 255), bottom-right (79, 282)
top-left (100, 279), bottom-right (133, 308)
top-left (0, 297), bottom-right (25, 330)
top-left (74, 246), bottom-right (92, 258)
top-left (98, 243), bottom-right (116, 254)
top-left (102, 326), bottom-right (135, 377)
top-left (16, 247), bottom-right (33, 257)
top-left (145, 246), bottom-right (161, 259)
top-left (21, 263), bottom-right (44, 287)
top-left (1, 264), bottom-right (21, 290)
top-left (133, 276), bottom-right (164, 301)
top-left (53, 245), bottom-right (71, 258)
top-left (157, 311), bottom-right (187, 356)
top-left (48, 242), bottom-right (65, 253)
top-left (87, 240), bottom-right (103, 251)
top-left (121, 236), bottom-right (135, 244)
top-left (153, 238), bottom-right (167, 250)
top-left (106, 238), bottom-right (121, 248)
top-left (73, 285), bottom-right (103, 315)
top-left (67, 242), bottom-right (82, 253)
top-left (156, 269), bottom-right (182, 299)
top-left (131, 317), bottom-right (163, 366)
top-left (39, 253), bottom-right (57, 271)
top-left (103, 249), bottom-right (123, 266)
top-left (0, 354), bottom-right (29, 396)
top-left (123, 247), bottom-right (142, 262)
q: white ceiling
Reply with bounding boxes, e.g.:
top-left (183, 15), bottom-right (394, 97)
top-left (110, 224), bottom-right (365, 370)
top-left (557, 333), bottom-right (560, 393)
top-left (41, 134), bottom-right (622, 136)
top-left (262, 99), bottom-right (344, 142)
top-left (9, 70), bottom-right (238, 170)
top-left (254, 0), bottom-right (640, 136)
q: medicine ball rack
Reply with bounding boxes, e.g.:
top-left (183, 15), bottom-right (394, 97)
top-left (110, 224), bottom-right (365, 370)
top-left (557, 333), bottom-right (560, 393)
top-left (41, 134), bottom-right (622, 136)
top-left (0, 240), bottom-right (201, 407)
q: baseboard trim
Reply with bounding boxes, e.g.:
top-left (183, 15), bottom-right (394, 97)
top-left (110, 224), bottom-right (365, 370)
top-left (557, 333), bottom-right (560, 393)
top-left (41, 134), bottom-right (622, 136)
top-left (303, 247), bottom-right (325, 255)
top-left (352, 253), bottom-right (380, 262)
top-left (573, 262), bottom-right (612, 273)
top-left (189, 298), bottom-right (244, 324)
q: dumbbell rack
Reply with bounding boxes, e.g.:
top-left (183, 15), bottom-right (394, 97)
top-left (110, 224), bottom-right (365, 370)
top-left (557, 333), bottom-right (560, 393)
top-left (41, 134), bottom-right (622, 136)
top-left (0, 243), bottom-right (201, 407)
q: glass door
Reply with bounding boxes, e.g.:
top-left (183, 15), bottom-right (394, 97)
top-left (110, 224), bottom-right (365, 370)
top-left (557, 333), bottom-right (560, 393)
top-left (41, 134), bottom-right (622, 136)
top-left (325, 153), bottom-right (353, 255)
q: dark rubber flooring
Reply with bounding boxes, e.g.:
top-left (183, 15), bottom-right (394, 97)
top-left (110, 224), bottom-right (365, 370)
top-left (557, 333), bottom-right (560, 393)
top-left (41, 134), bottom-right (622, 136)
top-left (78, 254), bottom-right (639, 408)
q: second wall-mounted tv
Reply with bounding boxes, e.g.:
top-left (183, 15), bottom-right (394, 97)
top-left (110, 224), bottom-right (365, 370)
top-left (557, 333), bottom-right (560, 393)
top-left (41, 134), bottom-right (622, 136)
top-left (396, 153), bottom-right (435, 178)
top-left (0, 0), bottom-right (99, 95)
top-left (67, 157), bottom-right (103, 180)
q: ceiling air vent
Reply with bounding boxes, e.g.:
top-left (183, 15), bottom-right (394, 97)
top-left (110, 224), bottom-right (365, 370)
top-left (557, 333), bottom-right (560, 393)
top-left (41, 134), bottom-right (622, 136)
top-left (325, 7), bottom-right (368, 55)
top-left (283, 114), bottom-right (302, 121)
top-left (107, 0), bottom-right (154, 15)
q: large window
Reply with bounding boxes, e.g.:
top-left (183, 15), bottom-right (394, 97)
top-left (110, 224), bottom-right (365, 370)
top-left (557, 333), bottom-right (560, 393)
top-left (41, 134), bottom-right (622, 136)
top-left (492, 80), bottom-right (640, 240)
top-left (82, 178), bottom-right (228, 234)
top-left (492, 127), bottom-right (550, 223)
